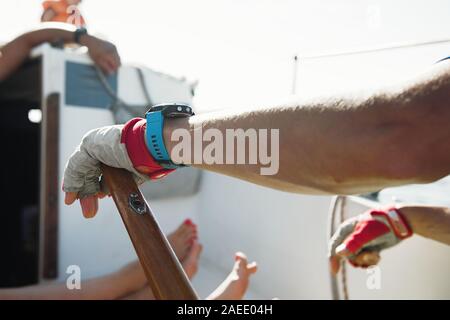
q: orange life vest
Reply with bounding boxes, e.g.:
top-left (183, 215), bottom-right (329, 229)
top-left (42, 0), bottom-right (86, 27)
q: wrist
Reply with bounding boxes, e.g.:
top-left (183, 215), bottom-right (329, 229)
top-left (144, 103), bottom-right (194, 167)
top-left (395, 206), bottom-right (419, 234)
top-left (77, 33), bottom-right (94, 47)
top-left (371, 206), bottom-right (413, 239)
top-left (162, 117), bottom-right (191, 164)
top-left (122, 118), bottom-right (174, 179)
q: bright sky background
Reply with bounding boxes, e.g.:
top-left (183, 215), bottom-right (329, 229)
top-left (2, 0), bottom-right (450, 110)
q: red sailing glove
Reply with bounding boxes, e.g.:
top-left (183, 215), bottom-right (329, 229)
top-left (329, 206), bottom-right (413, 272)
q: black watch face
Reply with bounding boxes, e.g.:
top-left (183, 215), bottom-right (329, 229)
top-left (147, 103), bottom-right (194, 118)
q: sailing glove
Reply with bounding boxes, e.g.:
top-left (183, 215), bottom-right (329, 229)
top-left (62, 118), bottom-right (174, 198)
top-left (329, 207), bottom-right (413, 268)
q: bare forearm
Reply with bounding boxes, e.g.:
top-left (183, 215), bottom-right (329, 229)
top-left (0, 23), bottom-right (96, 82)
top-left (399, 205), bottom-right (450, 246)
top-left (162, 62), bottom-right (450, 194)
top-left (0, 264), bottom-right (145, 300)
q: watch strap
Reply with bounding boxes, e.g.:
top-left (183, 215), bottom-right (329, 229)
top-left (74, 27), bottom-right (88, 44)
top-left (121, 118), bottom-right (175, 179)
top-left (145, 111), bottom-right (180, 169)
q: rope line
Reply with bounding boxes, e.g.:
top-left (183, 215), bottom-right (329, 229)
top-left (94, 65), bottom-right (150, 120)
top-left (301, 38), bottom-right (450, 60)
top-left (328, 196), bottom-right (341, 300)
top-left (328, 195), bottom-right (349, 300)
top-left (340, 196), bottom-right (349, 300)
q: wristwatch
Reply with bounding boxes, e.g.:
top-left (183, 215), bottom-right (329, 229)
top-left (74, 27), bottom-right (88, 44)
top-left (145, 103), bottom-right (194, 169)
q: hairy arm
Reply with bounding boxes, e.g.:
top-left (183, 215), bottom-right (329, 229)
top-left (0, 23), bottom-right (120, 82)
top-left (399, 205), bottom-right (450, 246)
top-left (63, 59), bottom-right (450, 217)
top-left (162, 61), bottom-right (450, 195)
top-left (0, 23), bottom-right (78, 81)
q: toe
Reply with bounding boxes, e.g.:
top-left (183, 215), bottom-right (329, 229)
top-left (247, 262), bottom-right (258, 274)
top-left (235, 252), bottom-right (248, 262)
top-left (234, 252), bottom-right (249, 271)
top-left (192, 241), bottom-right (203, 256)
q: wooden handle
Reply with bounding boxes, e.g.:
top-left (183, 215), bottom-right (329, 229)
top-left (101, 164), bottom-right (198, 300)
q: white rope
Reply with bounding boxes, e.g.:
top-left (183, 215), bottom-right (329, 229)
top-left (328, 196), bottom-right (341, 300)
top-left (328, 195), bottom-right (349, 300)
top-left (94, 66), bottom-right (151, 119)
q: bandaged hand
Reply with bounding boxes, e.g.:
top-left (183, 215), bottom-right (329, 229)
top-left (328, 207), bottom-right (413, 274)
top-left (63, 119), bottom-right (174, 218)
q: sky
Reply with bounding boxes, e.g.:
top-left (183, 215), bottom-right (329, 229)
top-left (2, 0), bottom-right (450, 111)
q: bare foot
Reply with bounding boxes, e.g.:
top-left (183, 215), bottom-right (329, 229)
top-left (181, 240), bottom-right (203, 279)
top-left (207, 252), bottom-right (257, 300)
top-left (167, 219), bottom-right (198, 261)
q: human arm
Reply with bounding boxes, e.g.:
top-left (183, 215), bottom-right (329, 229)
top-left (162, 60), bottom-right (450, 195)
top-left (398, 205), bottom-right (450, 245)
top-left (0, 261), bottom-right (146, 300)
top-left (63, 60), bottom-right (450, 216)
top-left (0, 23), bottom-right (120, 82)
